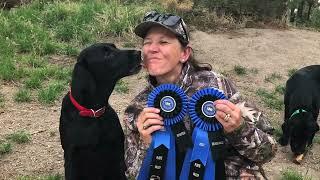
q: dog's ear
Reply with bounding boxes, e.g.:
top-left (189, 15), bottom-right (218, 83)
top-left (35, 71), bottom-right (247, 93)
top-left (71, 62), bottom-right (96, 94)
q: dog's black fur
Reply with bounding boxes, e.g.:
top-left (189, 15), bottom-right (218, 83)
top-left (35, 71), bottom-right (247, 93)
top-left (279, 65), bottom-right (320, 155)
top-left (59, 43), bottom-right (141, 180)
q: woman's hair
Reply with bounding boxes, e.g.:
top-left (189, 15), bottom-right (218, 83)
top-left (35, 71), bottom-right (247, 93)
top-left (179, 40), bottom-right (212, 72)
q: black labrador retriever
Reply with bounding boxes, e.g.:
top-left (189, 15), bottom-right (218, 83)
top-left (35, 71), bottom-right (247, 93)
top-left (59, 43), bottom-right (141, 180)
top-left (279, 65), bottom-right (320, 156)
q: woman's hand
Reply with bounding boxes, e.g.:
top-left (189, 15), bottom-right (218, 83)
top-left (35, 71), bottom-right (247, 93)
top-left (214, 99), bottom-right (243, 133)
top-left (136, 107), bottom-right (164, 145)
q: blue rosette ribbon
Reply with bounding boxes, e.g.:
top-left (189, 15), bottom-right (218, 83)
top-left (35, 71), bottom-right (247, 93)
top-left (138, 84), bottom-right (190, 180)
top-left (180, 87), bottom-right (227, 180)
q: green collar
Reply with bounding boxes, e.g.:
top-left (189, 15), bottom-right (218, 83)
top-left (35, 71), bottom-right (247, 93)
top-left (290, 109), bottom-right (307, 119)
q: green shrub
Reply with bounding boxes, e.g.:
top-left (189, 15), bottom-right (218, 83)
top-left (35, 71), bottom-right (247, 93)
top-left (0, 0), bottom-right (162, 97)
top-left (273, 126), bottom-right (283, 139)
top-left (313, 134), bottom-right (320, 144)
top-left (309, 8), bottom-right (320, 29)
top-left (17, 174), bottom-right (63, 180)
top-left (0, 59), bottom-right (17, 81)
top-left (288, 68), bottom-right (297, 77)
top-left (280, 168), bottom-right (312, 180)
top-left (256, 88), bottom-right (284, 110)
top-left (53, 67), bottom-right (72, 82)
top-left (14, 89), bottom-right (32, 103)
top-left (6, 131), bottom-right (31, 144)
top-left (265, 72), bottom-right (282, 83)
top-left (38, 81), bottom-right (65, 104)
top-left (0, 141), bottom-right (12, 155)
top-left (25, 72), bottom-right (44, 89)
top-left (115, 79), bottom-right (129, 93)
top-left (233, 65), bottom-right (247, 75)
top-left (275, 84), bottom-right (285, 95)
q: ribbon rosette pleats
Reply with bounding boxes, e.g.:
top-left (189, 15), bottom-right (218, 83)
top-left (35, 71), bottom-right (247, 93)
top-left (138, 84), bottom-right (191, 180)
top-left (180, 87), bottom-right (227, 180)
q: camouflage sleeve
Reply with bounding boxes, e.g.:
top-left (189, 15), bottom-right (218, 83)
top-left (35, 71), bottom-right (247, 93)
top-left (122, 89), bottom-right (149, 178)
top-left (218, 76), bottom-right (277, 164)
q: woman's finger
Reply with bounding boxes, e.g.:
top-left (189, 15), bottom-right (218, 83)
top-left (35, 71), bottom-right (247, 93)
top-left (136, 107), bottom-right (161, 127)
top-left (144, 112), bottom-right (163, 121)
top-left (214, 99), bottom-right (237, 111)
top-left (215, 103), bottom-right (233, 116)
top-left (143, 118), bottom-right (164, 129)
top-left (215, 110), bottom-right (228, 126)
top-left (143, 107), bottom-right (161, 114)
top-left (143, 125), bottom-right (164, 135)
top-left (215, 109), bottom-right (242, 133)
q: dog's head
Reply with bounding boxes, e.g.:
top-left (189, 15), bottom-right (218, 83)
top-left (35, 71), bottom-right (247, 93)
top-left (77, 43), bottom-right (141, 80)
top-left (71, 43), bottom-right (141, 95)
top-left (288, 112), bottom-right (319, 155)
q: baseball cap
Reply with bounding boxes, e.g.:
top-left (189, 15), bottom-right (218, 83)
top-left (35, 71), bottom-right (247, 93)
top-left (134, 11), bottom-right (189, 44)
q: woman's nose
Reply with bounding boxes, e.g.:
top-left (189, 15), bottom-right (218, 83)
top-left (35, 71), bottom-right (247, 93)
top-left (148, 42), bottom-right (159, 52)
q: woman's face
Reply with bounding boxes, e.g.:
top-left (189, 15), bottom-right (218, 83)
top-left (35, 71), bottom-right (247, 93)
top-left (142, 26), bottom-right (190, 83)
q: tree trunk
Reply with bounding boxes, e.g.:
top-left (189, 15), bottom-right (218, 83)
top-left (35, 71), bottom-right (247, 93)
top-left (306, 1), bottom-right (314, 21)
top-left (290, 7), bottom-right (296, 22)
top-left (297, 0), bottom-right (305, 22)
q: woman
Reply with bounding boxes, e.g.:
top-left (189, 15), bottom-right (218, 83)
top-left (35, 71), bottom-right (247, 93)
top-left (123, 11), bottom-right (277, 179)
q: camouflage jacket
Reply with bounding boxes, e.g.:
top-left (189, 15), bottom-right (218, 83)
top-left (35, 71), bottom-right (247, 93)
top-left (123, 63), bottom-right (277, 180)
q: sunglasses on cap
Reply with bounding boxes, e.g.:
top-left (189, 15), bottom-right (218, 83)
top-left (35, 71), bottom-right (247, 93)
top-left (142, 11), bottom-right (189, 43)
top-left (143, 11), bottom-right (181, 26)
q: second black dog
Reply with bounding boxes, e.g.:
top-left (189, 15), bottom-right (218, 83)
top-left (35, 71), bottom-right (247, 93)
top-left (59, 43), bottom-right (141, 180)
top-left (279, 65), bottom-right (320, 155)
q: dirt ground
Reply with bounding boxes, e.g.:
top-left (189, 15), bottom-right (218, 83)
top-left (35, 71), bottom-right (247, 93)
top-left (1, 28), bottom-right (320, 179)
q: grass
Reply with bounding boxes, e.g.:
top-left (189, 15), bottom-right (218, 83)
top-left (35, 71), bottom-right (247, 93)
top-left (52, 67), bottom-right (72, 81)
top-left (0, 58), bottom-right (26, 81)
top-left (6, 131), bottom-right (31, 144)
top-left (0, 0), bottom-right (164, 104)
top-left (0, 141), bottom-right (12, 155)
top-left (265, 72), bottom-right (282, 83)
top-left (19, 54), bottom-right (47, 68)
top-left (273, 125), bottom-right (283, 139)
top-left (38, 81), bottom-right (65, 104)
top-left (25, 75), bottom-right (43, 89)
top-left (115, 79), bottom-right (129, 93)
top-left (288, 68), bottom-right (297, 77)
top-left (17, 174), bottom-right (63, 180)
top-left (232, 65), bottom-right (259, 76)
top-left (313, 134), bottom-right (320, 144)
top-left (280, 168), bottom-right (312, 180)
top-left (0, 131), bottom-right (31, 158)
top-left (256, 88), bottom-right (284, 110)
top-left (233, 65), bottom-right (247, 75)
top-left (275, 84), bottom-right (285, 95)
top-left (14, 89), bottom-right (32, 103)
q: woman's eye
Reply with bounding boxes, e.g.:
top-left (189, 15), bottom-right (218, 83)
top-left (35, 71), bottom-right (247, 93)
top-left (160, 41), bottom-right (168, 44)
top-left (143, 41), bottom-right (151, 45)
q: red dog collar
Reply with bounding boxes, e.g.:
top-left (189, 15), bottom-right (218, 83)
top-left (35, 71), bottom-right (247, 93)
top-left (69, 89), bottom-right (106, 118)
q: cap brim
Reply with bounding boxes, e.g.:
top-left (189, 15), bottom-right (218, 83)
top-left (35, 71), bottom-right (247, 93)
top-left (134, 21), bottom-right (177, 39)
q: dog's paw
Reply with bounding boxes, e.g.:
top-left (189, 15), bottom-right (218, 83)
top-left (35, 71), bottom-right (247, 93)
top-left (278, 136), bottom-right (289, 146)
